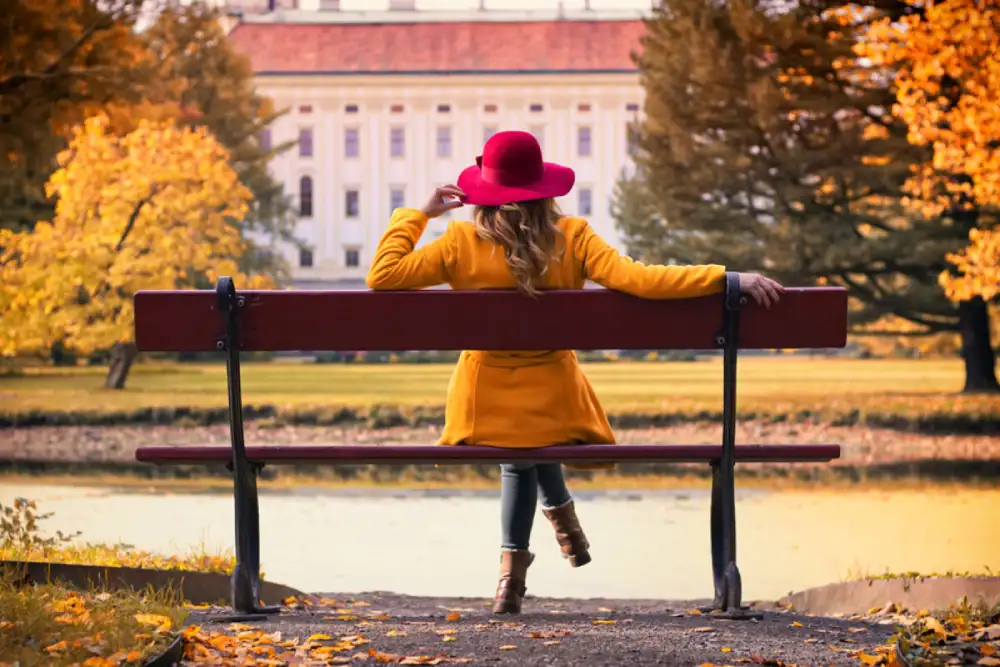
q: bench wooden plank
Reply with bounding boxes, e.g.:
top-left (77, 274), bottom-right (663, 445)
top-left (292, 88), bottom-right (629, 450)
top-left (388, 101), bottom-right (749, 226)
top-left (134, 287), bottom-right (848, 352)
top-left (135, 444), bottom-right (841, 465)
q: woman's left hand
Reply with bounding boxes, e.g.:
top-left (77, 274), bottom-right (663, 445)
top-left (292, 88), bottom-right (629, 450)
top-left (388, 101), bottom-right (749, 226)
top-left (421, 185), bottom-right (466, 219)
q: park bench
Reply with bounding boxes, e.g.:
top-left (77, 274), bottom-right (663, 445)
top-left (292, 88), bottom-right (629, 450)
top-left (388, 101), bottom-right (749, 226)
top-left (133, 274), bottom-right (847, 620)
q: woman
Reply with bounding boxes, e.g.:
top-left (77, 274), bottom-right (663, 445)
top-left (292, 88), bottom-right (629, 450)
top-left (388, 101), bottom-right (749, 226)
top-left (366, 130), bottom-right (783, 614)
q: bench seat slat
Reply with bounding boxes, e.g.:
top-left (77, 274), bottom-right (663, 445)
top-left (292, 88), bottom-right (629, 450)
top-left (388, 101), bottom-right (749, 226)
top-left (134, 444), bottom-right (840, 465)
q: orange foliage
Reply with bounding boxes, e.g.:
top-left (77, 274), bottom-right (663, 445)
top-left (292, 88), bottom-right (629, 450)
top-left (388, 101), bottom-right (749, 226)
top-left (856, 0), bottom-right (999, 301)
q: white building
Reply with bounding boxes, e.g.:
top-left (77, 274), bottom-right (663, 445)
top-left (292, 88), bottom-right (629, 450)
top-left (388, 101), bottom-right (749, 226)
top-left (224, 0), bottom-right (647, 288)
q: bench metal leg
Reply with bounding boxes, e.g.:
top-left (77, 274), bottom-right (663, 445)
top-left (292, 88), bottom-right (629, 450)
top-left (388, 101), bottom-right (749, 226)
top-left (217, 277), bottom-right (280, 620)
top-left (703, 273), bottom-right (762, 620)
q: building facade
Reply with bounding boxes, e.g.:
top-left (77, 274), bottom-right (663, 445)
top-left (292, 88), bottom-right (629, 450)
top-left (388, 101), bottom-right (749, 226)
top-left (224, 2), bottom-right (647, 288)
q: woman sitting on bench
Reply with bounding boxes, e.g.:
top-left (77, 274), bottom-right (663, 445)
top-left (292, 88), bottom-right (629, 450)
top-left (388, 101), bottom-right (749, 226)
top-left (366, 130), bottom-right (784, 615)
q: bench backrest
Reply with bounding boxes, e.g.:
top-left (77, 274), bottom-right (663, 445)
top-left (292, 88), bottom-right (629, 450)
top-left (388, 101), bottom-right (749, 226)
top-left (134, 287), bottom-right (847, 352)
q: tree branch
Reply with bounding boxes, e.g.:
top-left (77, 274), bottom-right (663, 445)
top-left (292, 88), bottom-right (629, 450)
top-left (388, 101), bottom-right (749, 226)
top-left (115, 186), bottom-right (158, 252)
top-left (0, 18), bottom-right (111, 96)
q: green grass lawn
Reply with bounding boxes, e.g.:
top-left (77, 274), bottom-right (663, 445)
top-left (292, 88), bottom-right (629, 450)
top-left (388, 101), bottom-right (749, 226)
top-left (1, 357), bottom-right (996, 419)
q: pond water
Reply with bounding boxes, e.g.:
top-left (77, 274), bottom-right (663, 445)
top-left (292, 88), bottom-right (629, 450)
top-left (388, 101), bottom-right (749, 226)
top-left (2, 483), bottom-right (997, 601)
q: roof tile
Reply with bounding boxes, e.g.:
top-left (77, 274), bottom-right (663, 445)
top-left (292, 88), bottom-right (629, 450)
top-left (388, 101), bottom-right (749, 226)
top-left (228, 20), bottom-right (644, 73)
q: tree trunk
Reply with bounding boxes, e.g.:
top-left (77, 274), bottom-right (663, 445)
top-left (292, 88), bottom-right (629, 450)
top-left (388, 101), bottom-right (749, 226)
top-left (958, 297), bottom-right (999, 393)
top-left (105, 342), bottom-right (138, 390)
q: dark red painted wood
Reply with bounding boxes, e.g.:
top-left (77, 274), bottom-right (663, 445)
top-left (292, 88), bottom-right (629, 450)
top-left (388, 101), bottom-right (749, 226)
top-left (135, 443), bottom-right (841, 465)
top-left (134, 287), bottom-right (847, 352)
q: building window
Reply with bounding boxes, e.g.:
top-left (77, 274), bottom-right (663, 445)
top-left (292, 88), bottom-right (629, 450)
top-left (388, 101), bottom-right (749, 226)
top-left (483, 126), bottom-right (497, 145)
top-left (437, 104), bottom-right (451, 113)
top-left (345, 128), bottom-right (359, 158)
top-left (530, 125), bottom-right (544, 149)
top-left (299, 128), bottom-right (313, 157)
top-left (626, 103), bottom-right (640, 112)
top-left (344, 248), bottom-right (360, 268)
top-left (299, 176), bottom-right (313, 217)
top-left (259, 128), bottom-right (271, 152)
top-left (484, 103), bottom-right (498, 113)
top-left (627, 125), bottom-right (639, 157)
top-left (390, 104), bottom-right (404, 114)
top-left (390, 127), bottom-right (405, 158)
top-left (390, 187), bottom-right (405, 210)
top-left (345, 189), bottom-right (360, 218)
top-left (299, 247), bottom-right (313, 268)
top-left (578, 103), bottom-right (591, 112)
top-left (437, 126), bottom-right (452, 158)
top-left (577, 126), bottom-right (592, 157)
top-left (298, 104), bottom-right (312, 114)
top-left (529, 103), bottom-right (544, 112)
top-left (578, 187), bottom-right (593, 215)
top-left (345, 104), bottom-right (359, 113)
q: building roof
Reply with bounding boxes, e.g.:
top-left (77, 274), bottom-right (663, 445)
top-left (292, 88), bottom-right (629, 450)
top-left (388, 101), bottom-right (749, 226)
top-left (227, 18), bottom-right (646, 75)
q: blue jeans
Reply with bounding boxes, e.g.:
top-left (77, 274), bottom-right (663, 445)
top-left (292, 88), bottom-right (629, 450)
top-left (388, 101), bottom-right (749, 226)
top-left (500, 463), bottom-right (573, 551)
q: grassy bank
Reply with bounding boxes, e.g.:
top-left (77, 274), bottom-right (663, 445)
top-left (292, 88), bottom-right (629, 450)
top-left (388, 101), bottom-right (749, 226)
top-left (0, 580), bottom-right (186, 666)
top-left (2, 358), bottom-right (997, 431)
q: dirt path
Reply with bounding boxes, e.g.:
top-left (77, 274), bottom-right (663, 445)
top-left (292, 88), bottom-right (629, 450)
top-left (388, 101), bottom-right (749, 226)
top-left (184, 594), bottom-right (896, 666)
top-left (5, 421), bottom-right (1000, 470)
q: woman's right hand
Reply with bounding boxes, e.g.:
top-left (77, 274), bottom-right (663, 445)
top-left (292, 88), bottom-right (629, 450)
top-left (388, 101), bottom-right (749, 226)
top-left (420, 185), bottom-right (465, 219)
top-left (737, 272), bottom-right (785, 308)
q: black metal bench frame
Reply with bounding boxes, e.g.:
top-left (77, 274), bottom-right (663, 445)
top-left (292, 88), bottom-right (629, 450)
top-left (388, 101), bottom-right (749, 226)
top-left (133, 275), bottom-right (846, 621)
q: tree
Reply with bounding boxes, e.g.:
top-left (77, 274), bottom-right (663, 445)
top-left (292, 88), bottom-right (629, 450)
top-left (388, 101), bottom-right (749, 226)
top-left (856, 1), bottom-right (999, 298)
top-left (138, 2), bottom-right (298, 279)
top-left (619, 0), bottom-right (997, 391)
top-left (0, 0), bottom-right (150, 232)
top-left (855, 0), bottom-right (1000, 391)
top-left (0, 116), bottom-right (273, 388)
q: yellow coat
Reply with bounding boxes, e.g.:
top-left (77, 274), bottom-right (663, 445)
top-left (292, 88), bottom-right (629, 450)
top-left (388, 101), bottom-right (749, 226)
top-left (366, 208), bottom-right (726, 465)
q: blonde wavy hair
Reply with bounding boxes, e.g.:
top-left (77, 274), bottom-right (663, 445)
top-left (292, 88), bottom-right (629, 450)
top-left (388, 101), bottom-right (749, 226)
top-left (473, 198), bottom-right (564, 297)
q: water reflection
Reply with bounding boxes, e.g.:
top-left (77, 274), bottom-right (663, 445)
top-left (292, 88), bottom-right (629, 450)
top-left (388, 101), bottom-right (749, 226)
top-left (2, 483), bottom-right (996, 601)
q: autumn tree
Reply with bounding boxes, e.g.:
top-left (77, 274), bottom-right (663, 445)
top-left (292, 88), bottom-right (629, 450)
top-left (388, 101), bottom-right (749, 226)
top-left (0, 116), bottom-right (273, 388)
top-left (0, 0), bottom-right (151, 232)
top-left (619, 0), bottom-right (998, 391)
top-left (856, 0), bottom-right (999, 379)
top-left (137, 2), bottom-right (298, 278)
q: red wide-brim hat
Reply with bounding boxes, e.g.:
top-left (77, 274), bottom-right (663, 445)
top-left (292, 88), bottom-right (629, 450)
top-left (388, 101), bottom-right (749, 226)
top-left (457, 130), bottom-right (575, 207)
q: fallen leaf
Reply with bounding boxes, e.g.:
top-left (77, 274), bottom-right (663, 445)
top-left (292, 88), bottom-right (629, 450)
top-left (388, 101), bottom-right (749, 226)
top-left (791, 622), bottom-right (803, 628)
top-left (688, 609), bottom-right (703, 616)
top-left (307, 633), bottom-right (333, 642)
top-left (721, 647), bottom-right (733, 653)
top-left (597, 607), bottom-right (613, 612)
top-left (0, 621), bottom-right (14, 630)
top-left (692, 627), bottom-right (716, 633)
top-left (982, 645), bottom-right (998, 657)
top-left (134, 613), bottom-right (171, 633)
top-left (848, 627), bottom-right (866, 634)
top-left (528, 631), bottom-right (572, 639)
top-left (923, 617), bottom-right (948, 639)
top-left (592, 619), bottom-right (616, 625)
top-left (978, 659), bottom-right (1000, 667)
top-left (386, 630), bottom-right (408, 637)
top-left (858, 655), bottom-right (880, 665)
top-left (446, 612), bottom-right (461, 622)
top-left (803, 638), bottom-right (819, 644)
top-left (441, 636), bottom-right (456, 642)
top-left (499, 645), bottom-right (517, 650)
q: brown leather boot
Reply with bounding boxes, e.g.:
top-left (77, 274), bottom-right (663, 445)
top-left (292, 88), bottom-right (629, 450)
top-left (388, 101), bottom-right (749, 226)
top-left (492, 549), bottom-right (534, 615)
top-left (542, 500), bottom-right (592, 567)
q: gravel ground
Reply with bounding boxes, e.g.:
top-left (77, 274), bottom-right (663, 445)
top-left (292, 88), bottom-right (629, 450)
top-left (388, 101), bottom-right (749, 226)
top-left (3, 420), bottom-right (1000, 469)
top-left (185, 593), bottom-right (896, 666)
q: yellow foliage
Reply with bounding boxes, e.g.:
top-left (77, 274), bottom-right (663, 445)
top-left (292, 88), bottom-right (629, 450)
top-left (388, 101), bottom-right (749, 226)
top-left (0, 115), bottom-right (273, 358)
top-left (855, 0), bottom-right (1000, 302)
